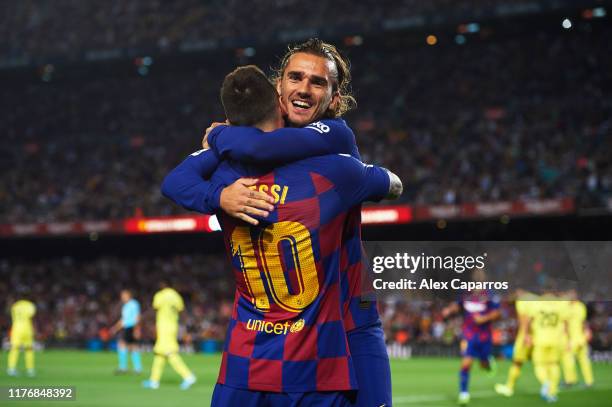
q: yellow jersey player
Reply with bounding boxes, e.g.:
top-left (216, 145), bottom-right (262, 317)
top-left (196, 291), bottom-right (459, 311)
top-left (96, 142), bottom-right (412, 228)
top-left (7, 296), bottom-right (36, 377)
top-left (495, 289), bottom-right (539, 396)
top-left (142, 280), bottom-right (196, 390)
top-left (526, 292), bottom-right (570, 403)
top-left (561, 290), bottom-right (594, 387)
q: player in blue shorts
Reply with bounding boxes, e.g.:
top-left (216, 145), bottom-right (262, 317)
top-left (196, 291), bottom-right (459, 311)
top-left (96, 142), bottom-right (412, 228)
top-left (162, 39), bottom-right (392, 406)
top-left (443, 275), bottom-right (501, 405)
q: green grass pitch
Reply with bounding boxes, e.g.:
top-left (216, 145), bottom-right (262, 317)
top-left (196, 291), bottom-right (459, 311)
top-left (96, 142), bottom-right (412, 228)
top-left (1, 350), bottom-right (611, 406)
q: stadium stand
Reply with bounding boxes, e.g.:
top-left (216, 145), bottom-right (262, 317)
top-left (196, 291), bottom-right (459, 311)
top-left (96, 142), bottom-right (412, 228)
top-left (1, 18), bottom-right (611, 223)
top-left (1, 253), bottom-right (609, 352)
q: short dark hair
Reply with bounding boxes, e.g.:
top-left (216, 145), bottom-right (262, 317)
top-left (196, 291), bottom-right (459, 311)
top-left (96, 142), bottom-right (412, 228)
top-left (274, 38), bottom-right (356, 118)
top-left (221, 65), bottom-right (279, 126)
top-left (159, 277), bottom-right (172, 288)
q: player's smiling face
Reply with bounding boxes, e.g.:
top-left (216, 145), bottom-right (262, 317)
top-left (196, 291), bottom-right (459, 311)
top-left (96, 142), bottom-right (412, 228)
top-left (278, 52), bottom-right (339, 126)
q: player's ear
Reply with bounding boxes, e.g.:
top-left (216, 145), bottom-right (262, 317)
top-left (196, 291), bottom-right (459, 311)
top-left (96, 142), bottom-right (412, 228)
top-left (275, 78), bottom-right (282, 94)
top-left (327, 91), bottom-right (340, 117)
top-left (279, 97), bottom-right (288, 116)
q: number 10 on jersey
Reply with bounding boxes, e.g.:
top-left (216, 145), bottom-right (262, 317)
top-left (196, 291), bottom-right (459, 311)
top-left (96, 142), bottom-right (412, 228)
top-left (230, 221), bottom-right (319, 313)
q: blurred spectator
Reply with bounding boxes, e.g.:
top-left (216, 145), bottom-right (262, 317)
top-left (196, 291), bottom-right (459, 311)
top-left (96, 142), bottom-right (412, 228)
top-left (0, 0), bottom-right (566, 61)
top-left (0, 254), bottom-right (233, 344)
top-left (1, 21), bottom-right (610, 223)
top-left (0, 252), bottom-right (609, 349)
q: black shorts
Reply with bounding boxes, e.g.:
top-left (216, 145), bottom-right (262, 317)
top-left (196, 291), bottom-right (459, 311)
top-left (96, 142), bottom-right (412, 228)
top-left (121, 327), bottom-right (137, 344)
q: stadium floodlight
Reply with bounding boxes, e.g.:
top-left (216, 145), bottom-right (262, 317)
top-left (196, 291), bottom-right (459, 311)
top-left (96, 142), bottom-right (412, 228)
top-left (562, 18), bottom-right (572, 29)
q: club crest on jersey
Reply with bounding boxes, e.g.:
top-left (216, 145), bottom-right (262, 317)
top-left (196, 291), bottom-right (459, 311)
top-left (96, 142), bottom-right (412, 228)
top-left (305, 121), bottom-right (330, 134)
top-left (289, 319), bottom-right (305, 333)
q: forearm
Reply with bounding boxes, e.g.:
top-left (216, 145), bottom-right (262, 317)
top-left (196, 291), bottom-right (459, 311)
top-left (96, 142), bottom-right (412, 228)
top-left (161, 151), bottom-right (223, 213)
top-left (517, 315), bottom-right (529, 337)
top-left (483, 310), bottom-right (501, 323)
top-left (209, 124), bottom-right (354, 164)
top-left (111, 321), bottom-right (123, 333)
top-left (442, 303), bottom-right (459, 318)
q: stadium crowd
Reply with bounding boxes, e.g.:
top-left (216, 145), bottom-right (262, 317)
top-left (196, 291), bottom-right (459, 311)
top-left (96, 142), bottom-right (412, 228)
top-left (0, 255), bottom-right (232, 346)
top-left (1, 22), bottom-right (611, 223)
top-left (380, 300), bottom-right (611, 352)
top-left (1, 254), bottom-right (610, 352)
top-left (0, 0), bottom-right (576, 61)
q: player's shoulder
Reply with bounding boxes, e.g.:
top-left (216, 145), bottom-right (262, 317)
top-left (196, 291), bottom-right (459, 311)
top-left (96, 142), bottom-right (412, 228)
top-left (306, 154), bottom-right (375, 182)
top-left (14, 299), bottom-right (32, 308)
top-left (163, 287), bottom-right (180, 298)
top-left (543, 298), bottom-right (569, 316)
top-left (486, 290), bottom-right (501, 304)
top-left (516, 300), bottom-right (530, 315)
top-left (525, 298), bottom-right (540, 313)
top-left (294, 150), bottom-right (354, 168)
top-left (558, 299), bottom-right (572, 312)
top-left (305, 118), bottom-right (351, 135)
top-left (529, 300), bottom-right (545, 313)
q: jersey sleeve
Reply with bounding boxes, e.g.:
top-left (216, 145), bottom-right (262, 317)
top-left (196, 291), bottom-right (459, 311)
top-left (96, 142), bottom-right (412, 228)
top-left (579, 302), bottom-right (587, 321)
top-left (133, 301), bottom-right (141, 317)
top-left (161, 148), bottom-right (224, 213)
top-left (562, 301), bottom-right (572, 322)
top-left (208, 119), bottom-right (357, 164)
top-left (175, 292), bottom-right (185, 312)
top-left (330, 156), bottom-right (391, 207)
top-left (515, 301), bottom-right (525, 315)
top-left (153, 292), bottom-right (161, 309)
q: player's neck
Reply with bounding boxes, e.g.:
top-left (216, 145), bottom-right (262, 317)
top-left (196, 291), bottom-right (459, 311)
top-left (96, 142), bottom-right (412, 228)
top-left (256, 122), bottom-right (275, 131)
top-left (256, 116), bottom-right (284, 132)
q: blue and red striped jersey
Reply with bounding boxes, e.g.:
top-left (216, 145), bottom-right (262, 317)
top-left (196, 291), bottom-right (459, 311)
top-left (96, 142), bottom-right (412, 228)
top-left (459, 291), bottom-right (500, 342)
top-left (210, 154), bottom-right (389, 392)
top-left (338, 207), bottom-right (380, 331)
top-left (207, 119), bottom-right (383, 331)
top-left (161, 119), bottom-right (385, 335)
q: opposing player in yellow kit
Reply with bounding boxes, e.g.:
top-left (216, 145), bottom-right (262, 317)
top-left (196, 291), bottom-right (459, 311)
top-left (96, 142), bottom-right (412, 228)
top-left (7, 297), bottom-right (36, 377)
top-left (495, 289), bottom-right (539, 397)
top-left (561, 290), bottom-right (594, 387)
top-left (527, 292), bottom-right (570, 403)
top-left (142, 280), bottom-right (196, 390)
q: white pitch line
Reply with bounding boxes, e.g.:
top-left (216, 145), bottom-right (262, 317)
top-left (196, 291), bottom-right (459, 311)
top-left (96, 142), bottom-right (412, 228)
top-left (393, 385), bottom-right (612, 405)
top-left (393, 389), bottom-right (495, 404)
